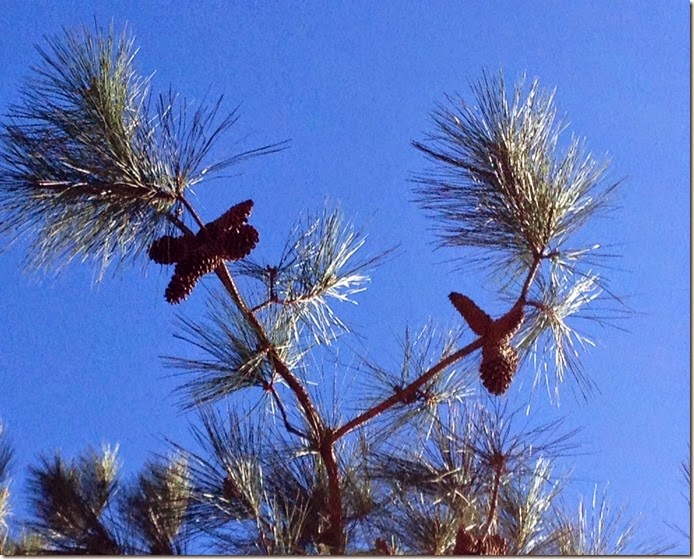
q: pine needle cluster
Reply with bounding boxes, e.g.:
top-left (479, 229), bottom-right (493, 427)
top-left (412, 71), bottom-right (617, 264)
top-left (0, 23), bottom-right (282, 277)
top-left (414, 70), bottom-right (625, 398)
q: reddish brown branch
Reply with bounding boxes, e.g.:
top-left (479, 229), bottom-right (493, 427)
top-left (165, 213), bottom-right (195, 237)
top-left (519, 255), bottom-right (542, 302)
top-left (333, 256), bottom-right (542, 442)
top-left (319, 431), bottom-right (345, 553)
top-left (171, 199), bottom-right (345, 552)
top-left (266, 382), bottom-right (310, 440)
top-left (213, 263), bottom-right (325, 435)
top-left (177, 194), bottom-right (207, 230)
top-left (214, 253), bottom-right (345, 553)
top-left (332, 337), bottom-right (485, 441)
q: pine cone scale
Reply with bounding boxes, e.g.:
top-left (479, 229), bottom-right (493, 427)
top-left (148, 235), bottom-right (193, 264)
top-left (219, 224), bottom-right (259, 261)
top-left (165, 246), bottom-right (222, 304)
top-left (480, 341), bottom-right (519, 396)
top-left (453, 526), bottom-right (507, 555)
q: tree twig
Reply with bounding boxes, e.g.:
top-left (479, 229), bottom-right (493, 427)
top-left (332, 337), bottom-right (485, 441)
top-left (480, 453), bottom-right (505, 538)
top-left (177, 194), bottom-right (206, 230)
top-left (265, 382), bottom-right (310, 441)
top-left (169, 200), bottom-right (346, 553)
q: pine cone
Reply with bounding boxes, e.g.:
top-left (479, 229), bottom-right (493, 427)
top-left (374, 538), bottom-right (392, 555)
top-left (219, 224), bottom-right (259, 261)
top-left (479, 341), bottom-right (519, 396)
top-left (156, 199), bottom-right (259, 303)
top-left (453, 528), bottom-right (478, 555)
top-left (452, 527), bottom-right (507, 555)
top-left (490, 301), bottom-right (525, 343)
top-left (165, 246), bottom-right (221, 304)
top-left (207, 199), bottom-right (254, 235)
top-left (449, 292), bottom-right (492, 335)
top-left (478, 301), bottom-right (525, 396)
top-left (478, 534), bottom-right (507, 555)
top-left (148, 235), bottom-right (193, 264)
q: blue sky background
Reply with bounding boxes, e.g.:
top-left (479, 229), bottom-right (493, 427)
top-left (0, 0), bottom-right (689, 552)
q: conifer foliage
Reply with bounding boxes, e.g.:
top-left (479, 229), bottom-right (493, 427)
top-left (0, 23), bottom-right (669, 556)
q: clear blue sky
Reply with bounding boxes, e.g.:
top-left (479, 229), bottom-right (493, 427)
top-left (0, 0), bottom-right (689, 552)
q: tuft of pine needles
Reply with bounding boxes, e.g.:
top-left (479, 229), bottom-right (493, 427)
top-left (0, 23), bottom-right (285, 277)
top-left (550, 486), bottom-right (648, 555)
top-left (412, 71), bottom-right (626, 401)
top-left (0, 424), bottom-right (12, 553)
top-left (166, 290), bottom-right (301, 409)
top-left (26, 445), bottom-right (124, 554)
top-left (412, 70), bottom-right (618, 268)
top-left (518, 269), bottom-right (604, 400)
top-left (119, 457), bottom-right (192, 555)
top-left (497, 457), bottom-right (563, 554)
top-left (360, 400), bottom-right (587, 554)
top-left (172, 407), bottom-right (340, 554)
top-left (238, 205), bottom-right (386, 347)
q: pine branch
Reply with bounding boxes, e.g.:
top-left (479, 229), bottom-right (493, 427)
top-left (355, 322), bottom-right (477, 441)
top-left (184, 222), bottom-right (349, 552)
top-left (166, 296), bottom-right (278, 409)
top-left (0, 23), bottom-right (285, 277)
top-left (333, 337), bottom-right (485, 442)
top-left (0, 24), bottom-right (174, 276)
top-left (335, 258), bottom-right (541, 438)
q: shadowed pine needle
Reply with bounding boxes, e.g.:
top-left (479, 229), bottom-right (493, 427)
top-left (120, 457), bottom-right (192, 555)
top-left (26, 445), bottom-right (124, 555)
top-left (166, 291), bottom-right (303, 409)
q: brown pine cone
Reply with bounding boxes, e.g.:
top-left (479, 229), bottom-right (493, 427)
top-left (490, 301), bottom-right (525, 343)
top-left (449, 292), bottom-right (493, 335)
top-left (479, 341), bottom-right (519, 396)
top-left (219, 224), bottom-right (259, 261)
top-left (148, 235), bottom-right (193, 264)
top-left (165, 246), bottom-right (222, 304)
top-left (453, 527), bottom-right (478, 555)
top-left (478, 534), bottom-right (507, 555)
top-left (478, 301), bottom-right (525, 396)
top-left (452, 527), bottom-right (507, 555)
top-left (374, 538), bottom-right (392, 555)
top-left (449, 293), bottom-right (525, 396)
top-left (206, 199), bottom-right (254, 235)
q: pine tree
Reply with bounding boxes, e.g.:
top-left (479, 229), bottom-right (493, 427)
top-left (0, 23), bottom-right (675, 555)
